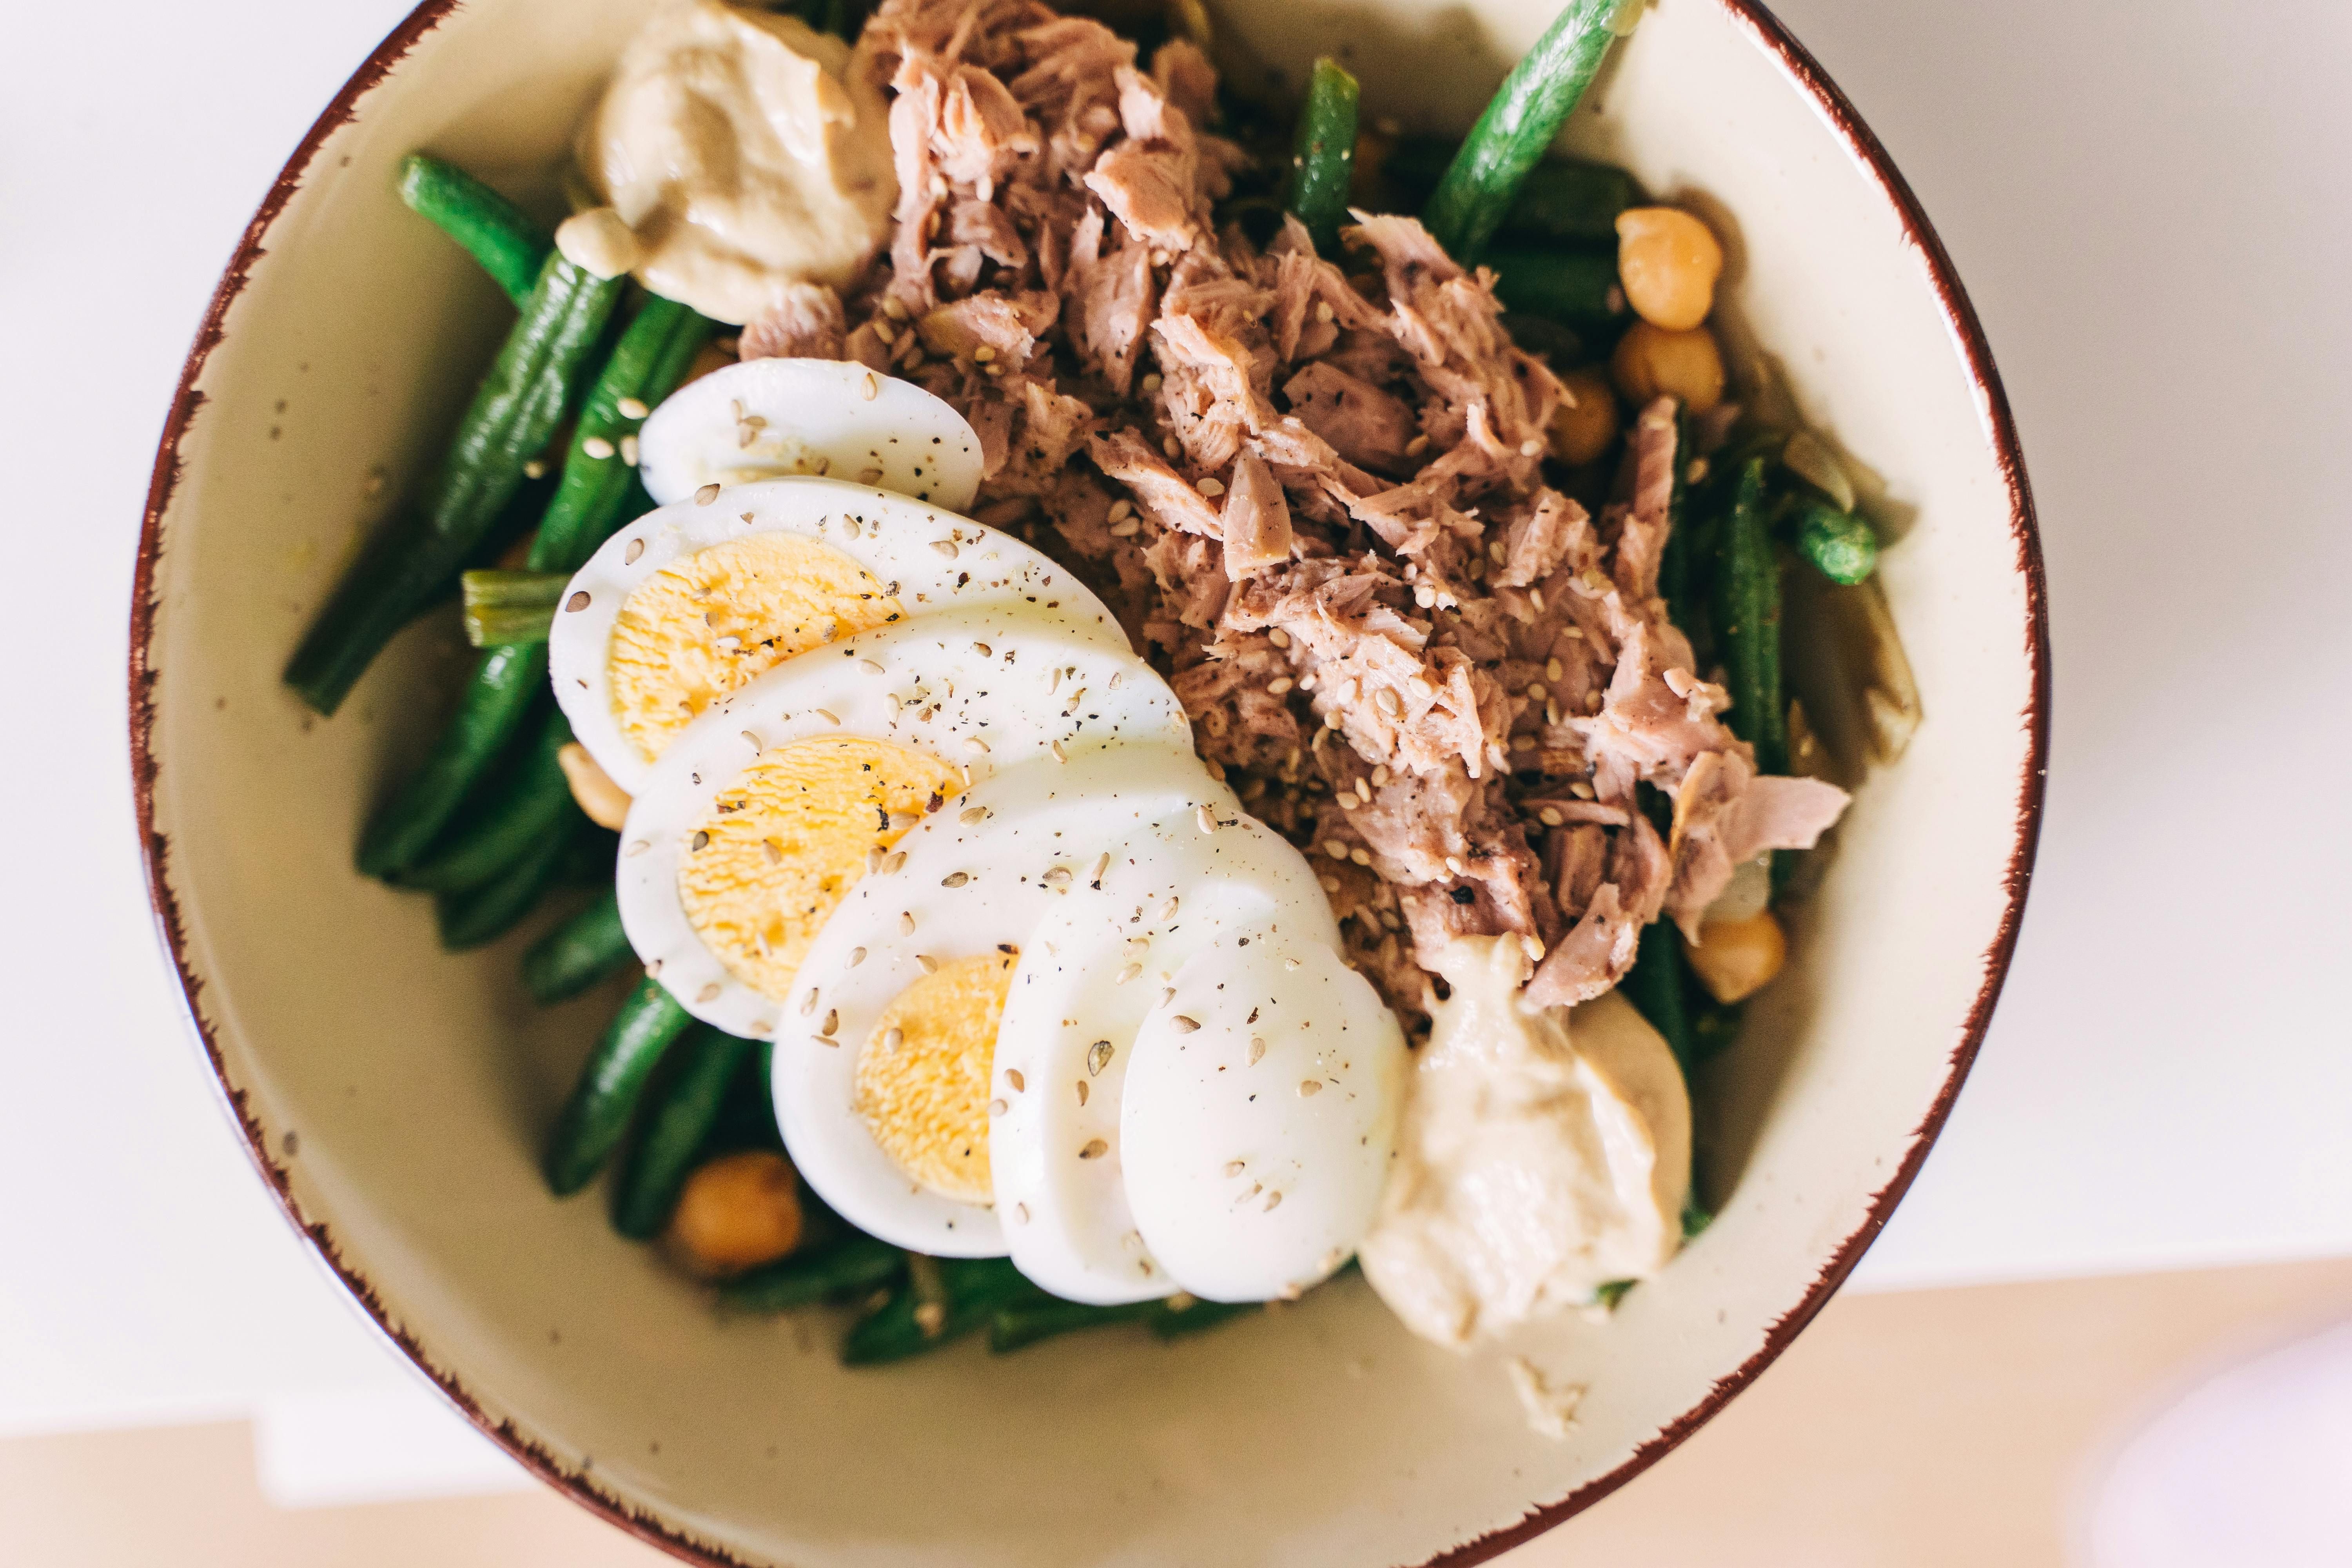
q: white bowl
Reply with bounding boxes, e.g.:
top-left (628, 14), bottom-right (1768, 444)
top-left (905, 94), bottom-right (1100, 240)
top-left (130, 0), bottom-right (2047, 1562)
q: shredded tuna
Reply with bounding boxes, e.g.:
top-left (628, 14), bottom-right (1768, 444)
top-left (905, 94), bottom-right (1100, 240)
top-left (822, 0), bottom-right (1848, 1021)
top-left (739, 283), bottom-right (848, 362)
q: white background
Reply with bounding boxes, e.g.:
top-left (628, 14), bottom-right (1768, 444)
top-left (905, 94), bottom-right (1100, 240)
top-left (2, 0), bottom-right (2347, 1503)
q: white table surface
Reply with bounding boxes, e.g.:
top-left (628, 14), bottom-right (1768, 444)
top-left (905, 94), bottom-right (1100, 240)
top-left (4, 0), bottom-right (2348, 1506)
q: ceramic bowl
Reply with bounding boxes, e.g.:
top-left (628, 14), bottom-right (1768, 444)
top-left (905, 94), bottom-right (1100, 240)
top-left (130, 0), bottom-right (2045, 1561)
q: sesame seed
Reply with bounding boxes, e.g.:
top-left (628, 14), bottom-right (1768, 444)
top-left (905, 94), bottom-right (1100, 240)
top-left (1298, 1080), bottom-right (1321, 1097)
top-left (1141, 373), bottom-right (1163, 392)
top-left (623, 537), bottom-right (644, 564)
top-left (1116, 963), bottom-right (1142, 984)
top-left (1012, 1201), bottom-right (1029, 1223)
top-left (619, 434), bottom-right (640, 466)
top-left (697, 982), bottom-right (721, 1003)
top-left (860, 372), bottom-right (880, 400)
top-left (859, 658), bottom-right (884, 674)
top-left (915, 953), bottom-right (939, 974)
top-left (764, 839), bottom-right (784, 864)
top-left (521, 459), bottom-right (546, 480)
top-left (800, 989), bottom-right (819, 1016)
top-left (1195, 804), bottom-right (1218, 833)
top-left (626, 840), bottom-right (650, 857)
top-left (691, 830), bottom-right (710, 851)
top-left (1530, 587), bottom-right (1546, 612)
top-left (1314, 300), bottom-right (1336, 324)
top-left (1548, 700), bottom-right (1564, 725)
top-left (964, 736), bottom-right (989, 754)
top-left (1162, 436), bottom-right (1181, 459)
top-left (959, 806), bottom-right (988, 826)
top-left (1355, 778), bottom-right (1372, 803)
top-left (616, 396), bottom-right (649, 419)
top-left (1570, 780), bottom-right (1597, 800)
top-left (882, 296), bottom-right (909, 321)
top-left (1349, 848), bottom-right (1370, 866)
top-left (988, 1098), bottom-right (1008, 1116)
top-left (1087, 1040), bottom-right (1114, 1076)
top-left (1160, 897), bottom-right (1179, 919)
top-left (1050, 740), bottom-right (1068, 763)
top-left (899, 911), bottom-right (916, 935)
top-left (1267, 676), bottom-right (1294, 696)
top-left (565, 590), bottom-right (590, 613)
top-left (1007, 1069), bottom-right (1025, 1091)
top-left (1248, 1036), bottom-right (1265, 1065)
top-left (882, 1027), bottom-right (904, 1051)
top-left (942, 871), bottom-right (969, 887)
top-left (1224, 1159), bottom-right (1247, 1176)
top-left (821, 1008), bottom-right (838, 1036)
top-left (865, 846), bottom-right (884, 872)
top-left (1319, 874), bottom-right (1341, 892)
top-left (1079, 1139), bottom-right (1108, 1160)
top-left (1075, 1080), bottom-right (1090, 1105)
top-left (1089, 851), bottom-right (1110, 884)
top-left (849, 946), bottom-right (866, 966)
top-left (1323, 840), bottom-right (1348, 859)
top-left (974, 344), bottom-right (996, 362)
top-left (1405, 434), bottom-right (1430, 457)
top-left (695, 482), bottom-right (720, 505)
top-left (813, 709), bottom-right (838, 726)
top-left (914, 1301), bottom-right (946, 1335)
top-left (883, 851), bottom-right (907, 874)
top-left (1519, 437), bottom-right (1545, 457)
top-left (1197, 477), bottom-right (1225, 497)
top-left (814, 1033), bottom-right (840, 1047)
top-left (581, 436), bottom-right (616, 460)
top-left (1170, 1015), bottom-right (1200, 1034)
top-left (1512, 733), bottom-right (1537, 751)
top-left (1263, 1191), bottom-right (1283, 1212)
top-left (1376, 688), bottom-right (1403, 718)
top-left (1538, 807), bottom-right (1564, 828)
top-left (1283, 956), bottom-right (1301, 970)
top-left (930, 538), bottom-right (958, 558)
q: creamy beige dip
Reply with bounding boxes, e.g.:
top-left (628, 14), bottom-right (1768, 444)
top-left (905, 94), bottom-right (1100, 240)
top-left (577, 0), bottom-right (896, 325)
top-left (1359, 936), bottom-right (1690, 1348)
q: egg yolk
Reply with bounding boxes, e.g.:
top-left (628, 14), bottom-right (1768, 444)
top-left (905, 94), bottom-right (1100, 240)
top-left (678, 736), bottom-right (964, 1002)
top-left (855, 951), bottom-right (1016, 1203)
top-left (608, 534), bottom-right (905, 763)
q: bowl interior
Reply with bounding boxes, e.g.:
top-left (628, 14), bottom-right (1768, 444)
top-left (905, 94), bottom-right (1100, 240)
top-left (134, 0), bottom-right (2040, 1562)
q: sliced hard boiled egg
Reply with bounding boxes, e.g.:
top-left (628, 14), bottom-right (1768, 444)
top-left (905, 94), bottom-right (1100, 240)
top-left (636, 358), bottom-right (983, 512)
top-left (550, 477), bottom-right (1123, 794)
top-left (1120, 935), bottom-right (1405, 1303)
top-left (615, 606), bottom-right (1189, 1040)
top-left (775, 746), bottom-right (1238, 1257)
top-left (989, 814), bottom-right (1339, 1304)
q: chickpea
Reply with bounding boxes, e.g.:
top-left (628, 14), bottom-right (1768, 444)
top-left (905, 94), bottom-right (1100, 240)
top-left (1546, 366), bottom-right (1620, 466)
top-left (1614, 207), bottom-right (1723, 332)
top-left (556, 742), bottom-right (632, 830)
top-left (1686, 911), bottom-right (1787, 1004)
top-left (1611, 320), bottom-right (1726, 414)
top-left (668, 1150), bottom-right (804, 1278)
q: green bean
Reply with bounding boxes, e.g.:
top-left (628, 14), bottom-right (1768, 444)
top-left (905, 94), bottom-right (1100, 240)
top-left (1285, 58), bottom-right (1359, 256)
top-left (543, 976), bottom-right (696, 1196)
top-left (842, 1256), bottom-right (1029, 1367)
top-left (356, 643), bottom-right (548, 878)
top-left (989, 1292), bottom-right (1161, 1354)
top-left (522, 888), bottom-right (631, 1005)
top-left (284, 251), bottom-right (624, 715)
top-left (1421, 0), bottom-right (1637, 261)
top-left (612, 1026), bottom-right (756, 1239)
top-left (1715, 456), bottom-right (1786, 775)
top-left (354, 301), bottom-right (707, 870)
top-left (396, 153), bottom-right (552, 310)
top-left (720, 1235), bottom-right (907, 1314)
top-left (559, 828), bottom-right (620, 887)
top-left (1386, 136), bottom-right (1638, 243)
top-left (433, 814), bottom-right (581, 952)
top-left (461, 569), bottom-right (565, 647)
top-left (1792, 499), bottom-right (1880, 586)
top-left (1689, 997), bottom-right (1744, 1063)
top-left (1148, 1294), bottom-right (1259, 1339)
top-left (392, 702), bottom-right (578, 893)
top-left (1621, 909), bottom-right (1712, 1241)
top-left (529, 297), bottom-right (716, 575)
top-left (1485, 246), bottom-right (1626, 332)
top-left (1657, 408), bottom-right (1696, 635)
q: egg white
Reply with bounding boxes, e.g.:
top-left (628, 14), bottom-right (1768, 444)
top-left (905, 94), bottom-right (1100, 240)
top-left (637, 358), bottom-right (984, 512)
top-left (550, 477), bottom-right (1123, 793)
top-left (614, 606), bottom-right (1189, 1040)
top-left (776, 746), bottom-right (1238, 1257)
top-left (1121, 935), bottom-right (1406, 1303)
top-left (990, 814), bottom-right (1339, 1303)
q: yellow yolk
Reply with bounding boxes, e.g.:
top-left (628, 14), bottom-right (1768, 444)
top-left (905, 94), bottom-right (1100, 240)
top-left (607, 534), bottom-right (905, 763)
top-left (677, 737), bottom-right (963, 1001)
top-left (855, 951), bottom-right (1016, 1203)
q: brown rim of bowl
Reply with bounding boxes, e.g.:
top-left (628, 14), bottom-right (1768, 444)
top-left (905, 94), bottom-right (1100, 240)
top-left (127, 1), bottom-right (2047, 1563)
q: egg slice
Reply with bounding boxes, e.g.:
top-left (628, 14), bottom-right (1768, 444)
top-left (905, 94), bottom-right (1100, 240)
top-left (774, 746), bottom-right (1239, 1256)
top-left (1120, 935), bottom-right (1406, 1303)
top-left (989, 814), bottom-right (1339, 1303)
top-left (637, 358), bottom-right (983, 511)
top-left (550, 477), bottom-right (1123, 794)
top-left (615, 606), bottom-right (1189, 1040)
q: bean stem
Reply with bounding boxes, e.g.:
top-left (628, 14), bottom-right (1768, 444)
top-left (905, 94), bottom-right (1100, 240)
top-left (462, 569), bottom-right (565, 647)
